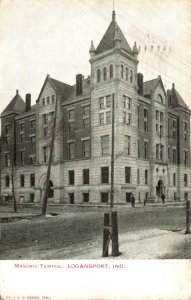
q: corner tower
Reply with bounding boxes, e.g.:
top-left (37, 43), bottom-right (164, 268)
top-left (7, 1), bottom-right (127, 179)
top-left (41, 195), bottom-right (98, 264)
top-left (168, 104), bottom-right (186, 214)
top-left (89, 11), bottom-right (140, 203)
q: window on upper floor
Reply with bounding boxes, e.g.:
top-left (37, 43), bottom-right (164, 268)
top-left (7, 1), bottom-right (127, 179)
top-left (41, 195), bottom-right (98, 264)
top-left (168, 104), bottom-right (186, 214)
top-left (144, 141), bottom-right (149, 159)
top-left (29, 155), bottom-right (36, 165)
top-left (123, 112), bottom-right (131, 125)
top-left (106, 95), bottom-right (111, 107)
top-left (137, 140), bottom-right (140, 158)
top-left (5, 124), bottom-right (10, 134)
top-left (173, 173), bottom-right (176, 186)
top-left (68, 122), bottom-right (74, 132)
top-left (99, 113), bottom-right (104, 125)
top-left (20, 133), bottom-right (24, 142)
top-left (51, 95), bottom-right (55, 104)
top-left (184, 150), bottom-right (188, 166)
top-left (30, 120), bottom-right (36, 129)
top-left (82, 140), bottom-right (90, 158)
top-left (130, 70), bottom-right (133, 83)
top-left (109, 65), bottom-right (113, 79)
top-left (172, 148), bottom-right (176, 164)
top-left (103, 67), bottom-right (107, 81)
top-left (106, 111), bottom-right (111, 124)
top-left (30, 173), bottom-right (35, 187)
top-left (5, 153), bottom-right (10, 167)
top-left (20, 123), bottom-right (24, 131)
top-left (69, 170), bottom-right (74, 185)
top-left (137, 169), bottom-right (140, 184)
top-left (42, 98), bottom-right (45, 105)
top-left (157, 94), bottom-right (164, 104)
top-left (83, 105), bottom-right (90, 117)
top-left (121, 65), bottom-right (124, 78)
top-left (68, 109), bottom-right (74, 121)
top-left (43, 114), bottom-right (48, 124)
top-left (47, 96), bottom-right (50, 105)
top-left (145, 170), bottom-right (148, 185)
top-left (184, 174), bottom-right (188, 186)
top-left (68, 142), bottom-right (75, 160)
top-left (83, 118), bottom-right (90, 129)
top-left (123, 95), bottom-right (131, 109)
top-left (101, 135), bottom-right (109, 155)
top-left (97, 69), bottom-right (101, 83)
top-left (125, 67), bottom-right (128, 81)
top-left (144, 108), bottom-right (148, 132)
top-left (101, 167), bottom-right (109, 184)
top-left (125, 167), bottom-right (131, 183)
top-left (20, 151), bottom-right (25, 165)
top-left (124, 136), bottom-right (130, 156)
top-left (43, 146), bottom-right (48, 163)
top-left (5, 136), bottom-right (10, 145)
top-left (20, 174), bottom-right (25, 187)
top-left (30, 136), bottom-right (36, 150)
top-left (83, 169), bottom-right (89, 185)
top-left (44, 127), bottom-right (48, 137)
top-left (99, 97), bottom-right (104, 109)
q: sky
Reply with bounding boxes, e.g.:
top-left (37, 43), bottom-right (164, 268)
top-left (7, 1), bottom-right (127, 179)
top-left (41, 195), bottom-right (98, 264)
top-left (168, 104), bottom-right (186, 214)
top-left (0, 0), bottom-right (191, 112)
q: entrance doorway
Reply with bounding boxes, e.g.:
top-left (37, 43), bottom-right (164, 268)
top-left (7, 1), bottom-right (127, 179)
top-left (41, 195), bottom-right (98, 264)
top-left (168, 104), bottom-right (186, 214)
top-left (156, 179), bottom-right (165, 197)
top-left (48, 180), bottom-right (54, 198)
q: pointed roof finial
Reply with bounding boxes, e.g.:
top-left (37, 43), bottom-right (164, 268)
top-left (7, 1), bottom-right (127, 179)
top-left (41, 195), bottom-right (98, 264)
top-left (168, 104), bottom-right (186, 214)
top-left (133, 42), bottom-right (139, 54)
top-left (89, 40), bottom-right (95, 52)
top-left (16, 89), bottom-right (19, 95)
top-left (112, 10), bottom-right (116, 21)
top-left (172, 83), bottom-right (175, 89)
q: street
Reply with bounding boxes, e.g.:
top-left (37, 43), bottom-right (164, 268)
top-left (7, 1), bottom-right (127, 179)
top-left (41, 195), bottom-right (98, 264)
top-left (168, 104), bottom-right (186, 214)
top-left (0, 203), bottom-right (190, 259)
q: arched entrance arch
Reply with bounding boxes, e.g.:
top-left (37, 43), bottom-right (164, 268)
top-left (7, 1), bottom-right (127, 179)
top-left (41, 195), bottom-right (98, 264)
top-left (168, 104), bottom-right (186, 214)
top-left (156, 179), bottom-right (165, 197)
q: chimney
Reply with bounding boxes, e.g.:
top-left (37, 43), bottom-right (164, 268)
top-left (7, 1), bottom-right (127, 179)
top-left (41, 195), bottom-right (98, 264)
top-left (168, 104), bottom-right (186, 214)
top-left (137, 73), bottom-right (143, 95)
top-left (76, 74), bottom-right (83, 96)
top-left (26, 93), bottom-right (31, 112)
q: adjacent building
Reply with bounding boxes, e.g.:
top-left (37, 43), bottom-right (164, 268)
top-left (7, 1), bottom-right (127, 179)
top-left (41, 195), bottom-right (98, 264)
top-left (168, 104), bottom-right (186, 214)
top-left (0, 11), bottom-right (190, 204)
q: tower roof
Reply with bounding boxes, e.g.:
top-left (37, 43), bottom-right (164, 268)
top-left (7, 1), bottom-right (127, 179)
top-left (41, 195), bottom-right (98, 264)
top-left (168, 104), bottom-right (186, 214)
top-left (95, 11), bottom-right (133, 55)
top-left (2, 90), bottom-right (25, 115)
top-left (171, 84), bottom-right (190, 111)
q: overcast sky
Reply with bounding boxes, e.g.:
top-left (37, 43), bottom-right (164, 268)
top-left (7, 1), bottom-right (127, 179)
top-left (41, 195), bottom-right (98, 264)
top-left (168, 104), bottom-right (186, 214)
top-left (0, 0), bottom-right (191, 112)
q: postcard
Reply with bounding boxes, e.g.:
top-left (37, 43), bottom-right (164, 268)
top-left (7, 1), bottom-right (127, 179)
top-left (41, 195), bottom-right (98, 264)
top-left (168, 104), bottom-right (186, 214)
top-left (0, 0), bottom-right (191, 299)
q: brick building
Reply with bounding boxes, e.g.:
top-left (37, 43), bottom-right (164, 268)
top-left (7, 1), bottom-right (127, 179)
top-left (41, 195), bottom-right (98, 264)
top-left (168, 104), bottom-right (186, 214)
top-left (0, 11), bottom-right (191, 204)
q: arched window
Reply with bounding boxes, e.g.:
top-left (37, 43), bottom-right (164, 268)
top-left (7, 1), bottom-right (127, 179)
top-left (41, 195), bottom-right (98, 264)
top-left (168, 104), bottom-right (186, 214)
top-left (103, 67), bottom-right (107, 81)
top-left (121, 65), bottom-right (124, 78)
top-left (130, 70), bottom-right (133, 83)
top-left (109, 65), bottom-right (113, 78)
top-left (97, 69), bottom-right (101, 83)
top-left (125, 67), bottom-right (129, 81)
top-left (157, 94), bottom-right (163, 104)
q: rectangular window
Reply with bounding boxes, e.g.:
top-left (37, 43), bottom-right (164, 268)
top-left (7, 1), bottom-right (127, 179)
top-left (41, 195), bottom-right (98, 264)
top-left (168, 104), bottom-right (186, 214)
top-left (69, 193), bottom-right (74, 204)
top-left (20, 133), bottom-right (24, 142)
top-left (30, 136), bottom-right (36, 150)
top-left (20, 151), bottom-right (25, 165)
top-left (125, 167), bottom-right (131, 183)
top-left (5, 153), bottom-right (10, 167)
top-left (30, 120), bottom-right (36, 128)
top-left (145, 170), bottom-right (148, 185)
top-left (173, 148), bottom-right (176, 164)
top-left (99, 97), bottom-right (104, 109)
top-left (5, 136), bottom-right (10, 145)
top-left (184, 133), bottom-right (187, 142)
top-left (173, 173), bottom-right (176, 186)
top-left (144, 141), bottom-right (148, 159)
top-left (42, 98), bottom-right (45, 105)
top-left (137, 106), bottom-right (139, 129)
top-left (44, 127), bottom-right (48, 137)
top-left (184, 174), bottom-right (188, 186)
top-left (160, 145), bottom-right (164, 160)
top-left (83, 118), bottom-right (90, 129)
top-left (106, 95), bottom-right (111, 107)
top-left (184, 150), bottom-right (188, 165)
top-left (137, 169), bottom-right (140, 184)
top-left (68, 109), bottom-right (74, 121)
top-left (123, 95), bottom-right (131, 109)
top-left (30, 174), bottom-right (35, 187)
top-left (124, 136), bottom-right (130, 155)
top-left (43, 146), bottom-right (48, 162)
top-left (126, 193), bottom-right (131, 203)
top-left (43, 114), bottom-right (48, 124)
top-left (126, 113), bottom-right (131, 125)
top-left (144, 108), bottom-right (148, 131)
top-left (99, 113), bottom-right (104, 125)
top-left (5, 175), bottom-right (10, 187)
top-left (101, 135), bottom-right (109, 155)
top-left (47, 96), bottom-right (50, 104)
top-left (30, 155), bottom-right (36, 164)
top-left (82, 140), bottom-right (90, 158)
top-left (68, 122), bottom-right (74, 132)
top-left (101, 192), bottom-right (109, 203)
top-left (69, 170), bottom-right (74, 185)
top-left (83, 105), bottom-right (90, 116)
top-left (123, 111), bottom-right (126, 123)
top-left (156, 110), bottom-right (159, 121)
top-left (83, 169), bottom-right (89, 184)
top-left (83, 193), bottom-right (89, 203)
top-left (156, 144), bottom-right (160, 160)
top-left (183, 121), bottom-right (187, 131)
top-left (5, 124), bottom-right (10, 134)
top-left (160, 125), bottom-right (163, 137)
top-left (20, 174), bottom-right (25, 187)
top-left (20, 123), bottom-right (24, 131)
top-left (168, 146), bottom-right (170, 160)
top-left (51, 95), bottom-right (55, 104)
top-left (137, 140), bottom-right (140, 158)
top-left (101, 167), bottom-right (109, 184)
top-left (106, 111), bottom-right (111, 124)
top-left (68, 142), bottom-right (74, 160)
top-left (160, 112), bottom-right (164, 122)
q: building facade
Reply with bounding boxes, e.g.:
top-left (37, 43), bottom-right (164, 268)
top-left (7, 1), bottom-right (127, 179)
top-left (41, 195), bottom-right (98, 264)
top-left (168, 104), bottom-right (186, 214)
top-left (0, 11), bottom-right (191, 204)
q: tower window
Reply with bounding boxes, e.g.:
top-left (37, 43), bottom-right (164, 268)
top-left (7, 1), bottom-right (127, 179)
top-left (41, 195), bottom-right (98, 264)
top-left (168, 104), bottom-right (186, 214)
top-left (109, 65), bottom-right (113, 78)
top-left (130, 70), bottom-right (133, 83)
top-left (121, 65), bottom-right (124, 78)
top-left (125, 67), bottom-right (128, 81)
top-left (97, 69), bottom-right (101, 83)
top-left (103, 67), bottom-right (107, 81)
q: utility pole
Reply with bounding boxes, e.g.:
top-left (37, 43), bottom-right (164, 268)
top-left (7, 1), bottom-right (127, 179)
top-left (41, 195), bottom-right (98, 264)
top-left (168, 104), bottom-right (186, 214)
top-left (102, 93), bottom-right (119, 257)
top-left (41, 93), bottom-right (58, 216)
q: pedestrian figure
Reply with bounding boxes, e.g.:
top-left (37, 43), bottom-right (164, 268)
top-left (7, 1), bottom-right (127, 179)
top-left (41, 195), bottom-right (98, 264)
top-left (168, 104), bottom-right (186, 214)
top-left (130, 193), bottom-right (135, 208)
top-left (161, 193), bottom-right (165, 204)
